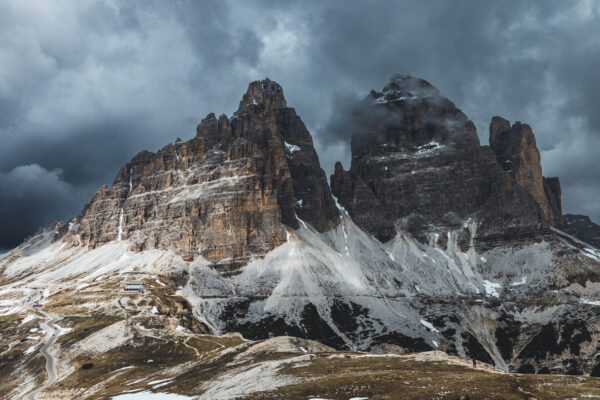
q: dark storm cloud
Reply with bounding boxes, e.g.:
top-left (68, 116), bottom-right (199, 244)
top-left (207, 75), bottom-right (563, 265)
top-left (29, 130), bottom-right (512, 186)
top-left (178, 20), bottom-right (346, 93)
top-left (1, 0), bottom-right (599, 250)
top-left (174, 1), bottom-right (264, 68)
top-left (0, 164), bottom-right (82, 249)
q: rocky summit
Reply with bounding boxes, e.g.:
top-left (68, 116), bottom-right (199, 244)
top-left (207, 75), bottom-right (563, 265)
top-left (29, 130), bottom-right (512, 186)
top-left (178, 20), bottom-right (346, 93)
top-left (489, 116), bottom-right (564, 229)
top-left (330, 75), bottom-right (560, 249)
top-left (77, 78), bottom-right (338, 270)
top-left (1, 76), bottom-right (600, 399)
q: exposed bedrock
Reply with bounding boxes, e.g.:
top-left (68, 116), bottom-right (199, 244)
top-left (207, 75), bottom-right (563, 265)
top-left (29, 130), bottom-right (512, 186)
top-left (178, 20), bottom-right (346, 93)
top-left (489, 116), bottom-right (564, 228)
top-left (77, 78), bottom-right (338, 270)
top-left (564, 213), bottom-right (600, 249)
top-left (330, 75), bottom-right (549, 250)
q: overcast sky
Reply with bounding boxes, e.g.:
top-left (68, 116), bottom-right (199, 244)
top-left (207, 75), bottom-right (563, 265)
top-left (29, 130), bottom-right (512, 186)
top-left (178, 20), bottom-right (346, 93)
top-left (1, 0), bottom-right (599, 251)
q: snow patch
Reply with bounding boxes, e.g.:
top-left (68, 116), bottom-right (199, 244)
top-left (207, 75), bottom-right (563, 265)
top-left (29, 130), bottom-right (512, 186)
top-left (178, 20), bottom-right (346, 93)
top-left (483, 280), bottom-right (501, 298)
top-left (420, 319), bottom-right (439, 333)
top-left (196, 356), bottom-right (306, 400)
top-left (284, 141), bottom-right (301, 153)
top-left (148, 378), bottom-right (175, 386)
top-left (55, 323), bottom-right (72, 336)
top-left (117, 209), bottom-right (124, 241)
top-left (20, 315), bottom-right (37, 325)
top-left (510, 277), bottom-right (527, 286)
top-left (333, 195), bottom-right (349, 217)
top-left (386, 251), bottom-right (396, 262)
top-left (580, 299), bottom-right (600, 306)
top-left (583, 247), bottom-right (600, 262)
top-left (416, 141), bottom-right (443, 155)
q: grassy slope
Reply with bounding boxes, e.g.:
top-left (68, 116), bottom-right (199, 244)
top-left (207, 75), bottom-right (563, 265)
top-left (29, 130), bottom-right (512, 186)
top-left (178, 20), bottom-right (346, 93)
top-left (6, 277), bottom-right (600, 400)
top-left (250, 355), bottom-right (600, 400)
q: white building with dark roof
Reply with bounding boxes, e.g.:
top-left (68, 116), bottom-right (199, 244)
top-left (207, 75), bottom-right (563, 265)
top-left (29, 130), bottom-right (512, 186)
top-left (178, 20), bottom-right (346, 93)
top-left (124, 281), bottom-right (144, 293)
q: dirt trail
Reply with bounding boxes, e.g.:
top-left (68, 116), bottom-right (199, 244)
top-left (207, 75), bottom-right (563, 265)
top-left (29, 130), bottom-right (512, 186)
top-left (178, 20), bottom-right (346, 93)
top-left (24, 292), bottom-right (61, 400)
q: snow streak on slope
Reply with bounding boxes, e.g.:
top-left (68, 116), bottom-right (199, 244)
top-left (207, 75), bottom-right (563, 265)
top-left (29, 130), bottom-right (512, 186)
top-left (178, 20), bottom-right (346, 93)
top-left (0, 233), bottom-right (187, 290)
top-left (2, 210), bottom-right (599, 367)
top-left (176, 214), bottom-right (565, 351)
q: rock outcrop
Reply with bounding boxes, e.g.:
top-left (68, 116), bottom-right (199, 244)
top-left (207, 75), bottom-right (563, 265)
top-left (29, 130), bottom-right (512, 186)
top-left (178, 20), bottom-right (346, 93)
top-left (330, 75), bottom-right (546, 248)
top-left (489, 116), bottom-right (564, 228)
top-left (77, 78), bottom-right (338, 270)
top-left (544, 177), bottom-right (563, 227)
top-left (564, 214), bottom-right (600, 249)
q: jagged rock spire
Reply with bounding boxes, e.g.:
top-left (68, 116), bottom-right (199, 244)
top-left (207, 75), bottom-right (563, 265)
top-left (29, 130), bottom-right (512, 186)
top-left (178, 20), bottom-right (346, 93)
top-left (331, 75), bottom-right (548, 247)
top-left (489, 116), bottom-right (564, 228)
top-left (237, 78), bottom-right (287, 113)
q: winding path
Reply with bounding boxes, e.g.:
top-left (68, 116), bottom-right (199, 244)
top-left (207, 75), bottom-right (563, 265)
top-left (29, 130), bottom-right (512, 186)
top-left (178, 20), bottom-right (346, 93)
top-left (24, 293), bottom-right (60, 400)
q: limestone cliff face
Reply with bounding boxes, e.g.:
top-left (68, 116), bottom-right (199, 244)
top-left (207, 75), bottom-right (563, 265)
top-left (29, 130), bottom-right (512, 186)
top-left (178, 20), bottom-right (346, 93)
top-left (231, 79), bottom-right (340, 233)
top-left (489, 116), bottom-right (563, 228)
top-left (330, 75), bottom-right (546, 248)
top-left (544, 177), bottom-right (563, 228)
top-left (78, 78), bottom-right (338, 270)
top-left (564, 214), bottom-right (600, 249)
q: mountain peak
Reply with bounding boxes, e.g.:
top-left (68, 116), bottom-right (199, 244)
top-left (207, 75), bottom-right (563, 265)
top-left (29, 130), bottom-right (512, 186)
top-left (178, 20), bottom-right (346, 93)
top-left (370, 74), bottom-right (441, 104)
top-left (489, 116), bottom-right (563, 228)
top-left (237, 78), bottom-right (287, 112)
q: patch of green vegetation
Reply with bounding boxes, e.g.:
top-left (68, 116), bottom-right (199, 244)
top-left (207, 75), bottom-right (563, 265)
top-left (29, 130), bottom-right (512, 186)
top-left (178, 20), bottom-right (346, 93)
top-left (247, 356), bottom-right (600, 400)
top-left (0, 312), bottom-right (43, 352)
top-left (166, 348), bottom-right (239, 395)
top-left (50, 331), bottom-right (249, 398)
top-left (185, 336), bottom-right (226, 353)
top-left (52, 336), bottom-right (198, 395)
top-left (0, 350), bottom-right (46, 398)
top-left (51, 360), bottom-right (158, 398)
top-left (57, 315), bottom-right (122, 349)
top-left (0, 313), bottom-right (21, 324)
top-left (44, 289), bottom-right (88, 310)
top-left (244, 350), bottom-right (302, 365)
top-left (209, 335), bottom-right (245, 348)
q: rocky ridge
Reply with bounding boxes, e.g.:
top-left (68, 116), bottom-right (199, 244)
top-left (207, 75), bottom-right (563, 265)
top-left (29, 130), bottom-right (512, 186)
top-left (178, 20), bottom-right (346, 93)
top-left (1, 75), bottom-right (600, 382)
top-left (564, 213), bottom-right (600, 249)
